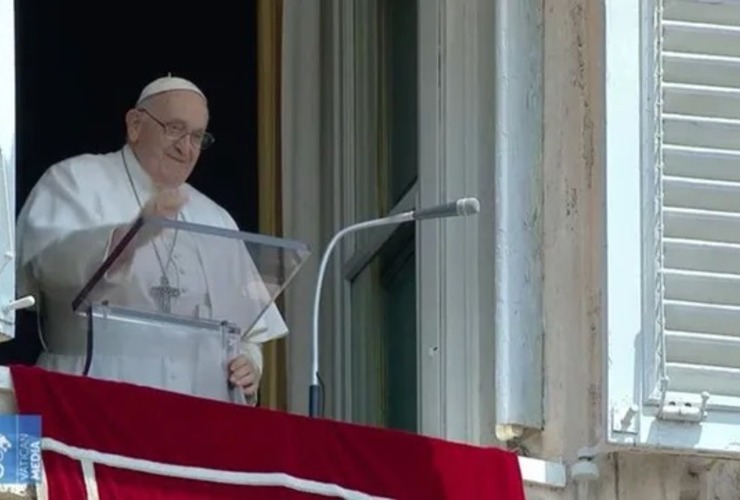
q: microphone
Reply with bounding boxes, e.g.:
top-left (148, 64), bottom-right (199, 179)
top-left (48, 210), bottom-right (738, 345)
top-left (412, 197), bottom-right (480, 220)
top-left (309, 197), bottom-right (480, 418)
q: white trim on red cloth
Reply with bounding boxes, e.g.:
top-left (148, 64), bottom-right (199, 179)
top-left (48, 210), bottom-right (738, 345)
top-left (35, 450), bottom-right (50, 500)
top-left (41, 437), bottom-right (392, 500)
top-left (80, 458), bottom-right (99, 500)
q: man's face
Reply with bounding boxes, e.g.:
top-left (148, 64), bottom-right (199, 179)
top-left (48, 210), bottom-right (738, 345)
top-left (126, 90), bottom-right (210, 188)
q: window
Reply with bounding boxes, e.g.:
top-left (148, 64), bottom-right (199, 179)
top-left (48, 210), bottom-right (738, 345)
top-left (0, 2), bottom-right (17, 340)
top-left (606, 0), bottom-right (740, 453)
top-left (340, 0), bottom-right (419, 431)
top-left (308, 0), bottom-right (488, 440)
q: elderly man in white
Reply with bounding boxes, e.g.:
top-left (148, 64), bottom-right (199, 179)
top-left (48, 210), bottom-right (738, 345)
top-left (15, 75), bottom-right (287, 403)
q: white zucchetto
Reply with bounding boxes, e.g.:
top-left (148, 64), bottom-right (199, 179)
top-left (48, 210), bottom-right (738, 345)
top-left (136, 74), bottom-right (206, 105)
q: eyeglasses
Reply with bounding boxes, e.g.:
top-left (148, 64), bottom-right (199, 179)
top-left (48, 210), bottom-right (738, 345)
top-left (138, 108), bottom-right (215, 150)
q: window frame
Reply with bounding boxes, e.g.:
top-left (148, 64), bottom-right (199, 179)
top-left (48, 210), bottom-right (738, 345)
top-left (0, 0), bottom-right (17, 340)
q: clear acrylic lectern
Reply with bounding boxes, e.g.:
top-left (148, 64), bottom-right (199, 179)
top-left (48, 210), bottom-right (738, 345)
top-left (70, 215), bottom-right (311, 404)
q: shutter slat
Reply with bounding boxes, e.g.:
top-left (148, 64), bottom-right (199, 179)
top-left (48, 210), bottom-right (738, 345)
top-left (664, 145), bottom-right (740, 181)
top-left (664, 176), bottom-right (740, 212)
top-left (663, 114), bottom-right (740, 150)
top-left (665, 0), bottom-right (740, 26)
top-left (664, 269), bottom-right (740, 307)
top-left (665, 299), bottom-right (740, 336)
top-left (664, 83), bottom-right (740, 119)
top-left (665, 239), bottom-right (740, 275)
top-left (667, 363), bottom-right (740, 399)
top-left (663, 21), bottom-right (740, 58)
top-left (664, 53), bottom-right (740, 87)
top-left (666, 331), bottom-right (740, 367)
top-left (659, 0), bottom-right (740, 405)
top-left (664, 208), bottom-right (740, 244)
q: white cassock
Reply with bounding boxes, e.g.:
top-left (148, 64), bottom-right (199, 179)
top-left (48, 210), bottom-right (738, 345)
top-left (15, 145), bottom-right (288, 403)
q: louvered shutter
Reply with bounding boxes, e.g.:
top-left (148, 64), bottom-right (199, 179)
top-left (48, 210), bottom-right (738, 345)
top-left (661, 0), bottom-right (740, 409)
top-left (605, 0), bottom-right (740, 455)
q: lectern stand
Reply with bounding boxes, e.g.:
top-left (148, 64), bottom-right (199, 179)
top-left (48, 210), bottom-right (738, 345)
top-left (69, 215), bottom-right (310, 404)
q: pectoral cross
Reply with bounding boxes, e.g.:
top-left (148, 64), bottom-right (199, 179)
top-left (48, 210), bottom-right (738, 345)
top-left (150, 275), bottom-right (181, 313)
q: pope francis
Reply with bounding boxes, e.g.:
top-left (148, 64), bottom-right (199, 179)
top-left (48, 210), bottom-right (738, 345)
top-left (15, 75), bottom-right (288, 404)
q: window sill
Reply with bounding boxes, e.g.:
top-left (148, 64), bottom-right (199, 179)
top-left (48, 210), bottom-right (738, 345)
top-left (518, 455), bottom-right (567, 489)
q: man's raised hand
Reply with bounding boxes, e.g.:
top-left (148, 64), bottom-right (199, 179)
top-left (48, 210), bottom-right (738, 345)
top-left (142, 187), bottom-right (188, 219)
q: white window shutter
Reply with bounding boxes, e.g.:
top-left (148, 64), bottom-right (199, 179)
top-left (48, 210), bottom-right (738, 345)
top-left (606, 0), bottom-right (740, 456)
top-left (662, 0), bottom-right (740, 410)
top-left (0, 0), bottom-right (18, 339)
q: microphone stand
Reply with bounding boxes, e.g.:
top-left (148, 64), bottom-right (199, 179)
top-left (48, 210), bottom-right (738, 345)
top-left (308, 197), bottom-right (480, 418)
top-left (309, 211), bottom-right (414, 418)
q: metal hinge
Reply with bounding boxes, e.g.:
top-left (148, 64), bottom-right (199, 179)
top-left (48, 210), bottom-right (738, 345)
top-left (655, 378), bottom-right (710, 423)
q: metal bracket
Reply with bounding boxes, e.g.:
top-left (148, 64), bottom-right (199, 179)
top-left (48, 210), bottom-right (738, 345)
top-left (655, 378), bottom-right (710, 423)
top-left (0, 294), bottom-right (34, 332)
top-left (611, 403), bottom-right (639, 434)
top-left (656, 393), bottom-right (710, 423)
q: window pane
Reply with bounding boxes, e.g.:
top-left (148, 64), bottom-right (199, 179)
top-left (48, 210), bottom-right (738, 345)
top-left (350, 224), bottom-right (417, 432)
top-left (383, 0), bottom-right (418, 210)
top-left (381, 229), bottom-right (416, 432)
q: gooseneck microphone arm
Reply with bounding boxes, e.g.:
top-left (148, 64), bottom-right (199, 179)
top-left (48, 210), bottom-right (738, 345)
top-left (309, 211), bottom-right (414, 417)
top-left (309, 197), bottom-right (480, 418)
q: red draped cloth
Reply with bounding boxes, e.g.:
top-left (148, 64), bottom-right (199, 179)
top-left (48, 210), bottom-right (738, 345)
top-left (10, 365), bottom-right (525, 499)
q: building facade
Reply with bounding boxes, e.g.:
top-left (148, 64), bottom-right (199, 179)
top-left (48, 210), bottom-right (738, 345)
top-left (5, 0), bottom-right (740, 498)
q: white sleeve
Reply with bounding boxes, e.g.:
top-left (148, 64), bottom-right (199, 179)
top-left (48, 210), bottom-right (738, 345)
top-left (16, 162), bottom-right (122, 298)
top-left (215, 207), bottom-right (290, 344)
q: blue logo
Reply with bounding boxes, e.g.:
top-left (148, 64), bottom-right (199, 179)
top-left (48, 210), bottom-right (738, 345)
top-left (0, 415), bottom-right (42, 485)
